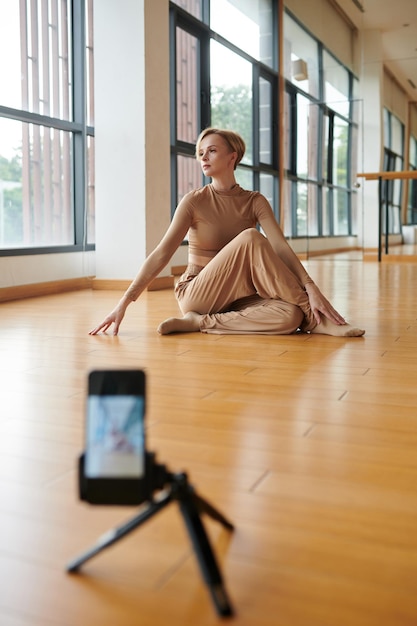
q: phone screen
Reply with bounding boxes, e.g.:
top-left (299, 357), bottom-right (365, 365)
top-left (85, 370), bottom-right (145, 480)
top-left (85, 395), bottom-right (144, 478)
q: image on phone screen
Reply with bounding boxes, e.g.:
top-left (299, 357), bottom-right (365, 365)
top-left (85, 395), bottom-right (145, 478)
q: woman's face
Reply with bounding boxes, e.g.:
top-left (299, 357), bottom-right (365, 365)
top-left (197, 134), bottom-right (236, 177)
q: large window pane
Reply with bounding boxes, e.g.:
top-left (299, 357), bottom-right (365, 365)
top-left (0, 4), bottom-right (21, 109)
top-left (322, 187), bottom-right (330, 236)
top-left (297, 95), bottom-right (318, 180)
top-left (282, 179), bottom-right (292, 237)
top-left (86, 135), bottom-right (95, 244)
top-left (391, 114), bottom-right (404, 155)
top-left (283, 91), bottom-right (292, 172)
top-left (410, 136), bottom-right (417, 167)
top-left (296, 181), bottom-right (307, 236)
top-left (171, 0), bottom-right (203, 20)
top-left (176, 28), bottom-right (200, 144)
top-left (383, 108), bottom-right (390, 148)
top-left (307, 182), bottom-right (318, 236)
top-left (210, 40), bottom-right (253, 164)
top-left (393, 155), bottom-right (403, 208)
top-left (383, 111), bottom-right (404, 234)
top-left (235, 167), bottom-right (253, 190)
top-left (323, 50), bottom-right (349, 117)
top-left (284, 14), bottom-right (319, 99)
top-left (0, 0), bottom-right (72, 119)
top-left (177, 154), bottom-right (202, 204)
top-left (297, 98), bottom-right (308, 178)
top-left (86, 0), bottom-right (94, 126)
top-left (333, 189), bottom-right (349, 235)
top-left (0, 117), bottom-right (22, 246)
top-left (388, 206), bottom-right (401, 234)
top-left (351, 187), bottom-right (358, 234)
top-left (210, 0), bottom-right (274, 67)
top-left (260, 173), bottom-right (277, 215)
top-left (259, 77), bottom-right (272, 165)
top-left (333, 117), bottom-right (348, 187)
top-left (0, 117), bottom-right (73, 248)
top-left (322, 113), bottom-right (330, 181)
top-left (408, 136), bottom-right (417, 224)
top-left (350, 112), bottom-right (359, 185)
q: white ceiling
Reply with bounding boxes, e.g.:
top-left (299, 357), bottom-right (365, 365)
top-left (334, 0), bottom-right (417, 99)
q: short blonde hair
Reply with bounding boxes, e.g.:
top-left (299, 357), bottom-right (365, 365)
top-left (195, 128), bottom-right (246, 170)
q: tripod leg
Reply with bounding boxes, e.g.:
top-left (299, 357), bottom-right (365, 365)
top-left (193, 493), bottom-right (234, 531)
top-left (67, 493), bottom-right (172, 573)
top-left (178, 493), bottom-right (234, 617)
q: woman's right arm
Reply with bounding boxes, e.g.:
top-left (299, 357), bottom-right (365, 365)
top-left (89, 201), bottom-right (192, 335)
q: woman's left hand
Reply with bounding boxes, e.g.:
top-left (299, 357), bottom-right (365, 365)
top-left (304, 283), bottom-right (346, 326)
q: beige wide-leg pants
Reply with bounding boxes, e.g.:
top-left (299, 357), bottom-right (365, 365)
top-left (175, 229), bottom-right (316, 335)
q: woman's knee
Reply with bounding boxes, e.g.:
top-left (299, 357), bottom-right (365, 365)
top-left (266, 301), bottom-right (304, 333)
top-left (288, 305), bottom-right (304, 332)
top-left (235, 228), bottom-right (264, 246)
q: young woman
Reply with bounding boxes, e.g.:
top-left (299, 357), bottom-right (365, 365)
top-left (90, 128), bottom-right (365, 338)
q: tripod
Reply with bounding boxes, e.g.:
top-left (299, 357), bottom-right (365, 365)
top-left (67, 466), bottom-right (235, 618)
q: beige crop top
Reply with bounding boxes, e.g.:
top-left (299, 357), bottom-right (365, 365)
top-left (178, 183), bottom-right (274, 266)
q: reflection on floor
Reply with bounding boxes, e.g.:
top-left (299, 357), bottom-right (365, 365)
top-left (312, 244), bottom-right (417, 263)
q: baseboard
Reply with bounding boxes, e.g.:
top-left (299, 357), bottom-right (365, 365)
top-left (0, 273), bottom-right (176, 303)
top-left (0, 277), bottom-right (93, 303)
top-left (171, 264), bottom-right (187, 276)
top-left (363, 248), bottom-right (417, 263)
top-left (306, 246), bottom-right (362, 258)
top-left (91, 275), bottom-right (175, 291)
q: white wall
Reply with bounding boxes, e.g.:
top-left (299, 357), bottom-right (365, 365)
top-left (0, 251), bottom-right (95, 288)
top-left (358, 30), bottom-right (384, 251)
top-left (93, 0), bottom-right (185, 282)
top-left (93, 0), bottom-right (147, 280)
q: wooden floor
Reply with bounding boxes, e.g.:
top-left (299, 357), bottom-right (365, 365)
top-left (1, 257), bottom-right (417, 625)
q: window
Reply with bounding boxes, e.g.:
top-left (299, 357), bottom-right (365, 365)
top-left (170, 0), bottom-right (278, 215)
top-left (210, 0), bottom-right (274, 67)
top-left (283, 11), bottom-right (358, 239)
top-left (283, 13), bottom-right (319, 99)
top-left (210, 40), bottom-right (253, 164)
top-left (383, 109), bottom-right (404, 235)
top-left (323, 49), bottom-right (350, 117)
top-left (408, 135), bottom-right (417, 224)
top-left (0, 0), bottom-right (94, 253)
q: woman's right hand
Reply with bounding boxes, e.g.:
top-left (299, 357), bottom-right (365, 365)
top-left (89, 300), bottom-right (128, 336)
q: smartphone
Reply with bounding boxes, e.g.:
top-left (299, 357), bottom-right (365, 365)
top-left (82, 369), bottom-right (147, 505)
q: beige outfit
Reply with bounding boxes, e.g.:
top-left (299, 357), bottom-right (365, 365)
top-left (173, 185), bottom-right (316, 334)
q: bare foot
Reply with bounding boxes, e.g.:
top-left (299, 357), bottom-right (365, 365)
top-left (157, 311), bottom-right (203, 335)
top-left (310, 316), bottom-right (365, 337)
